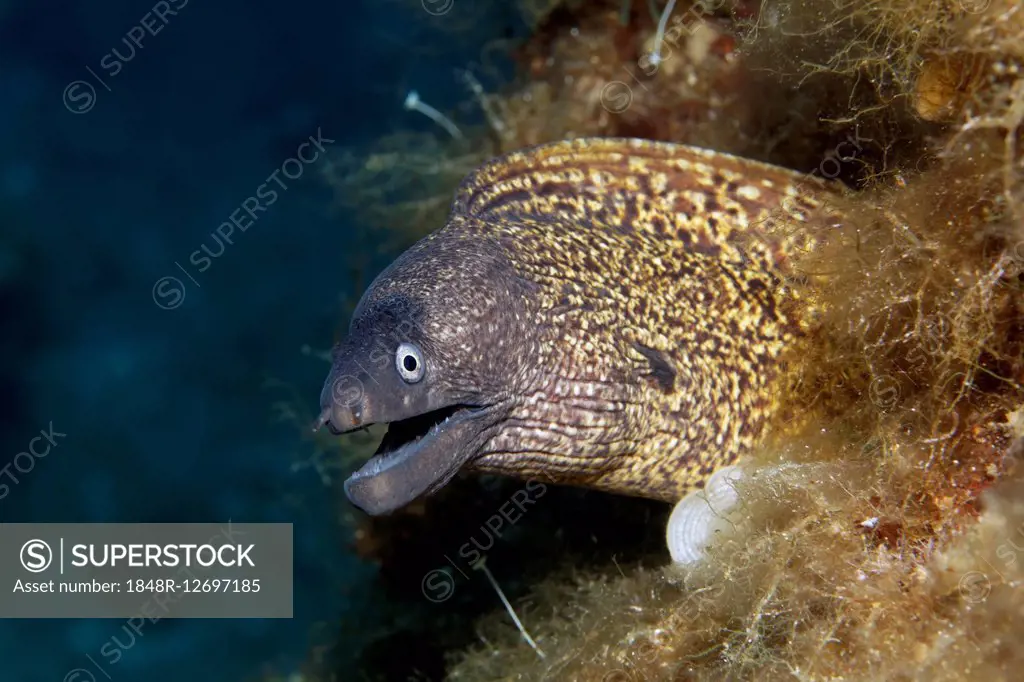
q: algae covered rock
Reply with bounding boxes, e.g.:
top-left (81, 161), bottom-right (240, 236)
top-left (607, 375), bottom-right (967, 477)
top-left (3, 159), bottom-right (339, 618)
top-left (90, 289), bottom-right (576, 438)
top-left (312, 1), bottom-right (1024, 680)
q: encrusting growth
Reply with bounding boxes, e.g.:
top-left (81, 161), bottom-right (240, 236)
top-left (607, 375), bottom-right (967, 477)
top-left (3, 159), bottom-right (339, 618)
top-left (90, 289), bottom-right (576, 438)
top-left (403, 90), bottom-right (464, 140)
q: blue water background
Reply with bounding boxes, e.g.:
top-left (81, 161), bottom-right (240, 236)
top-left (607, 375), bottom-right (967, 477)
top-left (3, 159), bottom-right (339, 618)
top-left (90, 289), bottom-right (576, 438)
top-left (0, 0), bottom-right (519, 678)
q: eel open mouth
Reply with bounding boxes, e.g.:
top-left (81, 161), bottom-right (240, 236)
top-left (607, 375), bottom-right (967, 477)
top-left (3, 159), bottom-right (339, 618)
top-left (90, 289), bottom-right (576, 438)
top-left (343, 404), bottom-right (490, 515)
top-left (372, 404), bottom-right (473, 458)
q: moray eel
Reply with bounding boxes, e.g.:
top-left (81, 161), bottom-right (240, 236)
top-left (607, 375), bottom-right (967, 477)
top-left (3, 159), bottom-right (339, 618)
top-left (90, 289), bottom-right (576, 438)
top-left (318, 137), bottom-right (843, 515)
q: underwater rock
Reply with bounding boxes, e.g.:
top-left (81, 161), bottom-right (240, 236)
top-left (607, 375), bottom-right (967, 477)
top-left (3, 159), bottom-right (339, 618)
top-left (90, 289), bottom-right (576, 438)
top-left (309, 1), bottom-right (1024, 680)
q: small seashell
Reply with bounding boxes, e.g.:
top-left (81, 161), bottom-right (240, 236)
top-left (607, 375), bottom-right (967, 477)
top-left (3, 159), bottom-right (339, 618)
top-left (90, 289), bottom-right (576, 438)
top-left (666, 465), bottom-right (744, 565)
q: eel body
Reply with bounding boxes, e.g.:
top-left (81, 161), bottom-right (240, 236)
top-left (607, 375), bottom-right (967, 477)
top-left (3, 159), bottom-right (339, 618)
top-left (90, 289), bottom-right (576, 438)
top-left (318, 137), bottom-right (843, 514)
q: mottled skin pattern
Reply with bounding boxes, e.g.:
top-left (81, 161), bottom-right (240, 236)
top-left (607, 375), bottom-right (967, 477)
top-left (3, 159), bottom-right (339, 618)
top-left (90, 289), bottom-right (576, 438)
top-left (321, 137), bottom-right (844, 513)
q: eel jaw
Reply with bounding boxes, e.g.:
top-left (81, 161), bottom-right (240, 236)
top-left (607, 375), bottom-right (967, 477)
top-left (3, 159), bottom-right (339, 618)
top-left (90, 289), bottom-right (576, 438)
top-left (343, 403), bottom-right (500, 515)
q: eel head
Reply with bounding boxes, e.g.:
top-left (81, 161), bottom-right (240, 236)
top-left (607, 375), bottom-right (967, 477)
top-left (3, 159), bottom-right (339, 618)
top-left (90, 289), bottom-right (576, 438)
top-left (318, 230), bottom-right (532, 515)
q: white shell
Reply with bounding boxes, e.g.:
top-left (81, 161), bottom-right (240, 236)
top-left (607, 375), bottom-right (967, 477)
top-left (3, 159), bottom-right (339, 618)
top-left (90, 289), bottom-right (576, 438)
top-left (666, 465), bottom-right (744, 565)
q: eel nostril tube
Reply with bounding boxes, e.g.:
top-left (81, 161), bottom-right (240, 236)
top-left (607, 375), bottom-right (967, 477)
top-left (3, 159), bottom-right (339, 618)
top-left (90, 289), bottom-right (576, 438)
top-left (312, 407), bottom-right (332, 433)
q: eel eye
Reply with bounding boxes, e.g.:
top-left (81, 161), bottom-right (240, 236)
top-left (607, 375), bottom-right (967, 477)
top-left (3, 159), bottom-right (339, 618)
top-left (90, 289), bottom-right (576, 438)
top-left (395, 342), bottom-right (425, 383)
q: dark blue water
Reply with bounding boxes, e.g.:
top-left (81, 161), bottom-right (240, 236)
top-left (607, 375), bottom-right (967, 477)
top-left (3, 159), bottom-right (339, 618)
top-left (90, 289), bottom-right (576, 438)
top-left (0, 1), bottom-right (522, 679)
